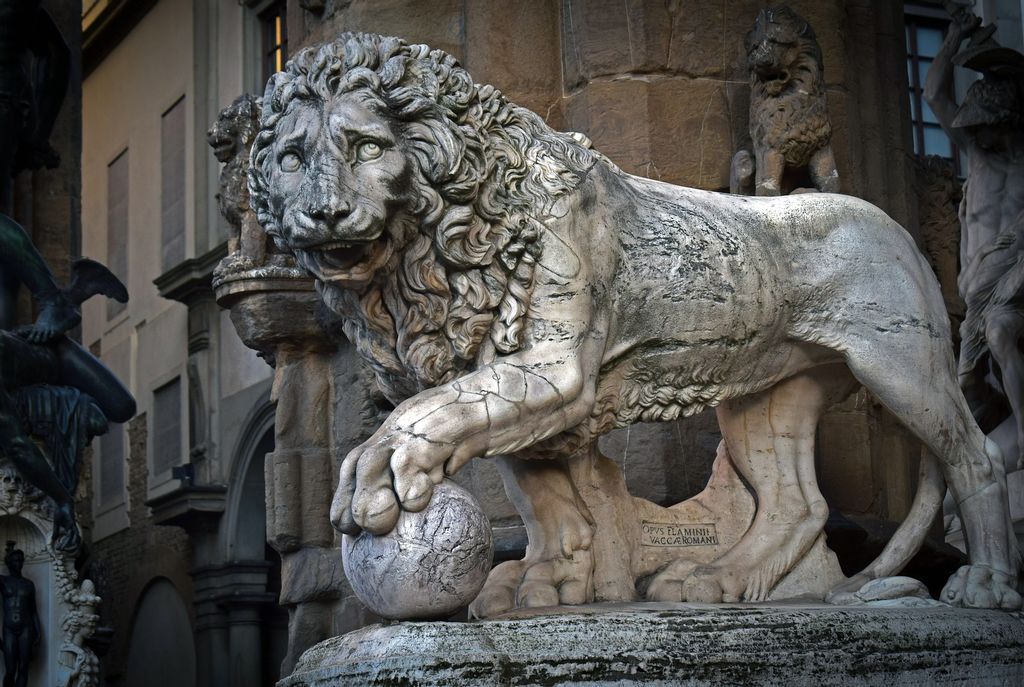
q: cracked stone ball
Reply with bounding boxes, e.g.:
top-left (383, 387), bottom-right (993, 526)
top-left (342, 480), bottom-right (494, 620)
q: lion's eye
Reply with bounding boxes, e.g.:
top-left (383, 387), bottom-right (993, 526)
top-left (356, 141), bottom-right (383, 162)
top-left (280, 152), bottom-right (302, 173)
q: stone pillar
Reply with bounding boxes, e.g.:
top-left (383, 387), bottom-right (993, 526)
top-left (191, 563), bottom-right (230, 687)
top-left (222, 584), bottom-right (275, 687)
top-left (190, 560), bottom-right (276, 687)
top-left (216, 275), bottom-right (378, 675)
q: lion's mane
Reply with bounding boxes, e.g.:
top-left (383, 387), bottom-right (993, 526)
top-left (249, 34), bottom-right (596, 402)
top-left (746, 6), bottom-right (831, 167)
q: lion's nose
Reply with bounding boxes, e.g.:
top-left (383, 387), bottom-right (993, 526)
top-left (308, 199), bottom-right (352, 224)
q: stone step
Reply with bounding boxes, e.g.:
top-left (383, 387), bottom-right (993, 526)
top-left (280, 602), bottom-right (1024, 686)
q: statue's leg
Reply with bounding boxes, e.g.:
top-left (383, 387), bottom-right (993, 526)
top-left (842, 324), bottom-right (1022, 609)
top-left (651, 365), bottom-right (854, 603)
top-left (13, 629), bottom-right (30, 687)
top-left (983, 308), bottom-right (1024, 471)
top-left (1, 628), bottom-right (16, 687)
top-left (0, 214), bottom-right (79, 342)
top-left (754, 148), bottom-right (784, 196)
top-left (468, 455), bottom-right (595, 619)
top-left (808, 145), bottom-right (840, 193)
top-left (54, 337), bottom-right (136, 423)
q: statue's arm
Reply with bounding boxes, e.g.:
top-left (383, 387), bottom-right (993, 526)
top-left (923, 14), bottom-right (977, 148)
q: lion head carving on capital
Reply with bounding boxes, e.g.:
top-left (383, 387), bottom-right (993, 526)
top-left (248, 32), bottom-right (596, 400)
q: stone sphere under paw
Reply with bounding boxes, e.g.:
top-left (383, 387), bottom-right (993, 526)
top-left (342, 480), bottom-right (494, 620)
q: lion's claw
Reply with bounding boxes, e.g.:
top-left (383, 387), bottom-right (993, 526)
top-left (395, 472), bottom-right (435, 513)
top-left (941, 565), bottom-right (1022, 610)
top-left (331, 428), bottom-right (452, 535)
top-left (353, 487), bottom-right (400, 535)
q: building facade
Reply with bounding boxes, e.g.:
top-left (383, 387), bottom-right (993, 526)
top-left (80, 1), bottom-right (288, 685)
top-left (76, 1), bottom-right (1024, 686)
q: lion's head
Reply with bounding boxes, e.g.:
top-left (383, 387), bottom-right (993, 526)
top-left (249, 33), bottom-right (596, 401)
top-left (744, 5), bottom-right (823, 97)
top-left (208, 94), bottom-right (260, 164)
top-left (209, 94), bottom-right (261, 229)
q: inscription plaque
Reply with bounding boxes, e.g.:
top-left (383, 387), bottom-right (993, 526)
top-left (641, 521), bottom-right (720, 547)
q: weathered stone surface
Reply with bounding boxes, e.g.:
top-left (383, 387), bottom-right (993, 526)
top-left (600, 413), bottom-right (720, 507)
top-left (342, 481), bottom-right (493, 620)
top-left (563, 77), bottom-right (734, 188)
top-left (279, 545), bottom-right (346, 605)
top-left (913, 155), bottom-right (964, 335)
top-left (302, 0), bottom-right (462, 59)
top-left (463, 0), bottom-right (562, 124)
top-left (281, 603), bottom-right (1024, 686)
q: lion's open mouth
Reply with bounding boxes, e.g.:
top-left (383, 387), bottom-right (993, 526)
top-left (297, 237), bottom-right (393, 286)
top-left (315, 241), bottom-right (369, 271)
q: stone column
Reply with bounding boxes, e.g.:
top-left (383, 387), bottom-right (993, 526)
top-left (216, 275), bottom-right (378, 675)
top-left (190, 560), bottom-right (276, 687)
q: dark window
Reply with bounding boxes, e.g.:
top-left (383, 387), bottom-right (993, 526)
top-left (905, 10), bottom-right (961, 172)
top-left (106, 149), bottom-right (129, 319)
top-left (161, 97), bottom-right (186, 271)
top-left (153, 377), bottom-right (183, 475)
top-left (261, 2), bottom-right (288, 84)
top-left (99, 423), bottom-right (125, 508)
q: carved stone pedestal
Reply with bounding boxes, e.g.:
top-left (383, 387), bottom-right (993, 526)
top-left (216, 273), bottom-right (379, 673)
top-left (280, 603), bottom-right (1024, 686)
top-left (0, 463), bottom-right (101, 687)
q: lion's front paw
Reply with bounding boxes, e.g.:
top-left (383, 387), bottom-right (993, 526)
top-left (941, 565), bottom-right (1022, 610)
top-left (330, 430), bottom-right (452, 536)
top-left (468, 547), bottom-right (595, 619)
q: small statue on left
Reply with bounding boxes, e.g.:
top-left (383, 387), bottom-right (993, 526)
top-left (1, 541), bottom-right (39, 687)
top-left (0, 0), bottom-right (136, 554)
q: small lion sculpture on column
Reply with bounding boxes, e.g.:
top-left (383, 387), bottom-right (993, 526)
top-left (731, 5), bottom-right (840, 196)
top-left (248, 33), bottom-right (1020, 615)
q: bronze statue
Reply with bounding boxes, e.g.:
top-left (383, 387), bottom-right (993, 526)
top-left (0, 215), bottom-right (136, 551)
top-left (0, 0), bottom-right (69, 207)
top-left (0, 542), bottom-right (39, 687)
top-left (0, 0), bottom-right (135, 552)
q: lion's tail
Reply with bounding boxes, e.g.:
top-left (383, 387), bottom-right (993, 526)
top-left (827, 451), bottom-right (945, 597)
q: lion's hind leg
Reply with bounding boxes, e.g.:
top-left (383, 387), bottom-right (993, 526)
top-left (839, 323), bottom-right (1022, 609)
top-left (469, 455), bottom-right (596, 618)
top-left (649, 365), bottom-right (853, 603)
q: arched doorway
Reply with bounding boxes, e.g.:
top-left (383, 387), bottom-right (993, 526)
top-left (227, 424), bottom-right (287, 686)
top-left (126, 578), bottom-right (196, 687)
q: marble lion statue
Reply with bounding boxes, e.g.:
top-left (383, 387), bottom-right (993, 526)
top-left (249, 33), bottom-right (1022, 615)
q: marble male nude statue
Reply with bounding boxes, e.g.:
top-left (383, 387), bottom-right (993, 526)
top-left (926, 10), bottom-right (1024, 471)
